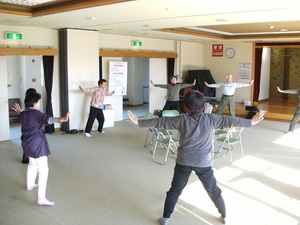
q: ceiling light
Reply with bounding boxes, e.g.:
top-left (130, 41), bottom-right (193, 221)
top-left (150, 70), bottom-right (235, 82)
top-left (142, 24), bottom-right (154, 28)
top-left (86, 17), bottom-right (98, 20)
top-left (280, 28), bottom-right (288, 32)
top-left (215, 19), bottom-right (228, 22)
top-left (270, 26), bottom-right (274, 29)
top-left (189, 26), bottom-right (234, 36)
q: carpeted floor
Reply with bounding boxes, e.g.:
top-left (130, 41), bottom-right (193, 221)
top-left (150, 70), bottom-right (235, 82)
top-left (0, 118), bottom-right (299, 225)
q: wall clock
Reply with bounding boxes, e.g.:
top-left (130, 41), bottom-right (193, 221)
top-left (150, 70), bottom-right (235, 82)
top-left (225, 48), bottom-right (235, 58)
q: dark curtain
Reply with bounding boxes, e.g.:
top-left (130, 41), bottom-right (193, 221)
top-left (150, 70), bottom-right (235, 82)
top-left (253, 48), bottom-right (263, 103)
top-left (43, 56), bottom-right (55, 133)
top-left (167, 58), bottom-right (175, 83)
top-left (99, 56), bottom-right (103, 80)
top-left (59, 28), bottom-right (69, 132)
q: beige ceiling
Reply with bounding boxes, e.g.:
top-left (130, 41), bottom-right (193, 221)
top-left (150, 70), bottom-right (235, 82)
top-left (1, 0), bottom-right (300, 42)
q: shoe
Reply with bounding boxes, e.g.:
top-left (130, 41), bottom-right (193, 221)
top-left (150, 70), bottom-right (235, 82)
top-left (98, 130), bottom-right (105, 133)
top-left (85, 133), bottom-right (91, 137)
top-left (220, 216), bottom-right (226, 224)
top-left (158, 217), bottom-right (169, 225)
top-left (22, 154), bottom-right (29, 164)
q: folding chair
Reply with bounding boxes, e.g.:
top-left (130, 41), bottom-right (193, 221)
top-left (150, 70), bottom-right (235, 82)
top-left (151, 110), bottom-right (180, 165)
top-left (152, 128), bottom-right (179, 165)
top-left (143, 112), bottom-right (155, 148)
top-left (214, 127), bottom-right (244, 163)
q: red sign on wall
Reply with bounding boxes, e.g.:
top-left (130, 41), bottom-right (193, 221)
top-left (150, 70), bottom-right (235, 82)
top-left (212, 44), bottom-right (223, 57)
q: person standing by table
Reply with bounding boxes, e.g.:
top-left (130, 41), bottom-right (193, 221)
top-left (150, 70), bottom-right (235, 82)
top-left (277, 86), bottom-right (300, 132)
top-left (204, 73), bottom-right (253, 117)
top-left (79, 79), bottom-right (114, 137)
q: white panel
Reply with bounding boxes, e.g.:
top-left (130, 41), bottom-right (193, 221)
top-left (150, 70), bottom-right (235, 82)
top-left (0, 56), bottom-right (10, 141)
top-left (149, 58), bottom-right (167, 114)
top-left (66, 29), bottom-right (99, 130)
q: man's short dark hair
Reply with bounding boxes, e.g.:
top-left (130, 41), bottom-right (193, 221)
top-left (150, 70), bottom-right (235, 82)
top-left (24, 93), bottom-right (41, 108)
top-left (184, 90), bottom-right (205, 114)
top-left (98, 79), bottom-right (107, 85)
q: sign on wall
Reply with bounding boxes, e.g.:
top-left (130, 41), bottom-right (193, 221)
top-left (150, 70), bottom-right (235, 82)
top-left (238, 62), bottom-right (251, 83)
top-left (109, 61), bottom-right (128, 95)
top-left (212, 44), bottom-right (223, 57)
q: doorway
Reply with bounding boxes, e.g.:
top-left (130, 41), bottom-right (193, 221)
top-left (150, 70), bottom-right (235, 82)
top-left (122, 57), bottom-right (149, 119)
top-left (6, 55), bottom-right (44, 140)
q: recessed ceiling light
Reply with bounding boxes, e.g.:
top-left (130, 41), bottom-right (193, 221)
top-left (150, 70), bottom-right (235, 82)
top-left (142, 24), bottom-right (154, 28)
top-left (215, 19), bottom-right (227, 22)
top-left (270, 26), bottom-right (274, 29)
top-left (280, 28), bottom-right (288, 32)
top-left (86, 17), bottom-right (98, 20)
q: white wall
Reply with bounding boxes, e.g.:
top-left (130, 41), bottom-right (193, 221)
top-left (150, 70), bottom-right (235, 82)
top-left (259, 47), bottom-right (271, 100)
top-left (204, 41), bottom-right (254, 102)
top-left (149, 58), bottom-right (167, 113)
top-left (7, 56), bottom-right (21, 99)
top-left (66, 29), bottom-right (99, 130)
top-left (180, 41), bottom-right (205, 81)
top-left (0, 56), bottom-right (9, 141)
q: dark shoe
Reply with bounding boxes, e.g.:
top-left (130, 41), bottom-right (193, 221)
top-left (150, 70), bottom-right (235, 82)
top-left (22, 154), bottom-right (29, 164)
top-left (22, 157), bottom-right (29, 164)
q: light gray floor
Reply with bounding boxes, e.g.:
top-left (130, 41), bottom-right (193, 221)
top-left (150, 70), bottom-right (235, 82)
top-left (123, 103), bottom-right (149, 120)
top-left (1, 118), bottom-right (300, 225)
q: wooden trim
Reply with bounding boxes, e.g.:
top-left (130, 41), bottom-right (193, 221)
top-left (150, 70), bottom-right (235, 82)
top-left (254, 42), bottom-right (300, 48)
top-left (100, 49), bottom-right (178, 58)
top-left (0, 47), bottom-right (57, 56)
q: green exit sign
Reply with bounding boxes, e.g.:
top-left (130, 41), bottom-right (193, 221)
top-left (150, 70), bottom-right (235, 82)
top-left (131, 40), bottom-right (142, 46)
top-left (5, 32), bottom-right (22, 40)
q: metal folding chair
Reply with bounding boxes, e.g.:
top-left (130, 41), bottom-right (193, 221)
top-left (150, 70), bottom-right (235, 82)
top-left (214, 127), bottom-right (244, 163)
top-left (152, 128), bottom-right (179, 165)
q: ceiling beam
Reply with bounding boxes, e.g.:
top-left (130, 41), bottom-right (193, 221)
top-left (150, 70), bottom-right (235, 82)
top-left (100, 49), bottom-right (178, 58)
top-left (0, 47), bottom-right (57, 56)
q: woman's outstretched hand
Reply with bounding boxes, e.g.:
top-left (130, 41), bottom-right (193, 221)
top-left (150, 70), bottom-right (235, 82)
top-left (251, 110), bottom-right (265, 125)
top-left (60, 112), bottom-right (70, 123)
top-left (127, 110), bottom-right (139, 125)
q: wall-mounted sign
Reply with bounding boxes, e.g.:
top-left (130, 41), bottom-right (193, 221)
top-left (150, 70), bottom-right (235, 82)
top-left (238, 63), bottom-right (251, 83)
top-left (5, 32), bottom-right (22, 40)
top-left (109, 61), bottom-right (128, 95)
top-left (212, 44), bottom-right (223, 57)
top-left (131, 40), bottom-right (142, 46)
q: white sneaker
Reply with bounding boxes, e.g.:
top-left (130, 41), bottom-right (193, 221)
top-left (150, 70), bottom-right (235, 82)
top-left (85, 133), bottom-right (91, 137)
top-left (98, 130), bottom-right (105, 133)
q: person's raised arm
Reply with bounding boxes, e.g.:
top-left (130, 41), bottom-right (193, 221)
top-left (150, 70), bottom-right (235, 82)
top-left (12, 103), bottom-right (24, 114)
top-left (277, 86), bottom-right (283, 93)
